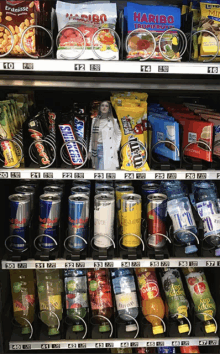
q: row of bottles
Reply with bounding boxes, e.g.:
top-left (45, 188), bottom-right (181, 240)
top-left (9, 267), bottom-right (217, 337)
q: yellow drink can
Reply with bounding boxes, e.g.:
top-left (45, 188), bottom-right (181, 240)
top-left (116, 185), bottom-right (134, 227)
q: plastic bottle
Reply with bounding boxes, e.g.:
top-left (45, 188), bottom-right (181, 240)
top-left (192, 181), bottom-right (220, 255)
top-left (162, 181), bottom-right (198, 254)
top-left (36, 270), bottom-right (63, 336)
top-left (135, 268), bottom-right (165, 335)
top-left (87, 269), bottom-right (113, 333)
top-left (180, 346), bottom-right (200, 353)
top-left (111, 268), bottom-right (139, 332)
top-left (161, 268), bottom-right (189, 334)
top-left (64, 269), bottom-right (88, 332)
top-left (10, 270), bottom-right (35, 335)
top-left (182, 267), bottom-right (216, 333)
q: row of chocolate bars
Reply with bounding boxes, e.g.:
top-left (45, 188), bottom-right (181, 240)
top-left (0, 0), bottom-right (218, 63)
top-left (1, 91), bottom-right (220, 170)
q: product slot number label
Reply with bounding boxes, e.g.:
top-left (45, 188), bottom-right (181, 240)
top-left (17, 263), bottom-right (27, 269)
top-left (150, 261), bottom-right (160, 267)
top-left (0, 172), bottom-right (8, 178)
top-left (75, 64), bottom-right (85, 71)
top-left (35, 263), bottom-right (45, 269)
top-left (68, 344), bottom-right (77, 348)
top-left (147, 342), bottom-right (156, 347)
top-left (43, 172), bottom-right (53, 179)
top-left (41, 344), bottom-right (50, 349)
top-left (94, 173), bottom-right (104, 180)
top-left (124, 173), bottom-right (134, 180)
top-left (185, 173), bottom-right (196, 179)
top-left (62, 173), bottom-right (72, 179)
top-left (65, 262), bottom-right (75, 268)
top-left (206, 261), bottom-right (216, 267)
top-left (31, 172), bottom-right (40, 179)
top-left (95, 343), bottom-right (104, 348)
top-left (141, 65), bottom-right (151, 73)
top-left (3, 62), bottom-right (14, 69)
top-left (155, 173), bottom-right (165, 180)
top-left (199, 340), bottom-right (207, 345)
top-left (179, 261), bottom-right (188, 267)
top-left (76, 262), bottom-right (85, 268)
top-left (172, 341), bottom-right (180, 346)
top-left (11, 345), bottom-right (21, 350)
top-left (94, 262), bottom-right (103, 268)
top-left (120, 342), bottom-right (129, 348)
top-left (74, 173), bottom-right (84, 179)
top-left (208, 67), bottom-right (218, 74)
top-left (136, 173), bottom-right (146, 179)
top-left (121, 262), bottom-right (130, 267)
top-left (11, 172), bottom-right (21, 179)
top-left (5, 263), bottom-right (15, 269)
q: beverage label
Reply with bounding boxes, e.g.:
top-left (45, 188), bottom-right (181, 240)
top-left (115, 292), bottom-right (138, 310)
top-left (136, 269), bottom-right (160, 300)
top-left (94, 202), bottom-right (114, 248)
top-left (40, 295), bottom-right (62, 312)
top-left (13, 299), bottom-right (27, 312)
top-left (13, 294), bottom-right (35, 312)
top-left (196, 200), bottom-right (220, 236)
top-left (122, 200), bottom-right (141, 248)
top-left (161, 269), bottom-right (188, 318)
top-left (65, 276), bottom-right (88, 309)
top-left (185, 271), bottom-right (216, 322)
top-left (88, 272), bottom-right (113, 310)
top-left (168, 199), bottom-right (196, 232)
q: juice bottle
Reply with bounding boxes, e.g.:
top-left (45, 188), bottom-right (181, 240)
top-left (182, 267), bottom-right (216, 333)
top-left (36, 270), bottom-right (63, 336)
top-left (87, 269), bottom-right (113, 333)
top-left (161, 268), bottom-right (189, 334)
top-left (10, 270), bottom-right (35, 335)
top-left (135, 268), bottom-right (165, 335)
top-left (180, 347), bottom-right (200, 353)
top-left (64, 269), bottom-right (88, 332)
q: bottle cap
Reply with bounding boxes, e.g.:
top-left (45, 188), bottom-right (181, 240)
top-left (215, 248), bottom-right (220, 256)
top-left (72, 324), bottom-right (84, 332)
top-left (205, 324), bottom-right (216, 333)
top-left (126, 324), bottom-right (137, 332)
top-left (48, 327), bottom-right (60, 336)
top-left (185, 245), bottom-right (198, 254)
top-left (178, 324), bottom-right (189, 333)
top-left (152, 325), bottom-right (164, 335)
top-left (99, 324), bottom-right (110, 332)
top-left (22, 327), bottom-right (31, 335)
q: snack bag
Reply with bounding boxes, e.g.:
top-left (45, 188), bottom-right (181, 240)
top-left (125, 2), bottom-right (181, 61)
top-left (56, 1), bottom-right (119, 60)
top-left (114, 103), bottom-right (150, 171)
top-left (0, 103), bottom-right (19, 167)
top-left (199, 0), bottom-right (220, 60)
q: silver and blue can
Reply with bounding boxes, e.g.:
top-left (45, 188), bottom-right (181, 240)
top-left (39, 194), bottom-right (61, 250)
top-left (142, 182), bottom-right (160, 217)
top-left (71, 186), bottom-right (90, 198)
top-left (68, 193), bottom-right (89, 250)
top-left (9, 194), bottom-right (30, 251)
top-left (95, 185), bottom-right (114, 197)
top-left (72, 180), bottom-right (91, 190)
top-left (44, 185), bottom-right (63, 198)
top-left (95, 181), bottom-right (114, 189)
top-left (15, 185), bottom-right (35, 212)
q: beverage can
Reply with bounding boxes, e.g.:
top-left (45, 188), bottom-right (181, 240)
top-left (9, 194), bottom-right (30, 251)
top-left (121, 194), bottom-right (142, 248)
top-left (147, 193), bottom-right (167, 249)
top-left (71, 186), bottom-right (90, 198)
top-left (94, 193), bottom-right (115, 248)
top-left (116, 185), bottom-right (134, 226)
top-left (95, 185), bottom-right (115, 196)
top-left (39, 194), bottom-right (61, 250)
top-left (142, 183), bottom-right (160, 199)
top-left (115, 181), bottom-right (132, 187)
top-left (15, 185), bottom-right (35, 212)
top-left (44, 186), bottom-right (63, 198)
top-left (72, 179), bottom-right (91, 190)
top-left (68, 194), bottom-right (89, 250)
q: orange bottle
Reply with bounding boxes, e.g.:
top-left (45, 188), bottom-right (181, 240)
top-left (135, 268), bottom-right (165, 335)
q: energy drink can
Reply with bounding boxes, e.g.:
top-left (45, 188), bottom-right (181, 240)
top-left (9, 194), bottom-right (30, 250)
top-left (94, 193), bottom-right (115, 249)
top-left (116, 185), bottom-right (134, 226)
top-left (147, 193), bottom-right (167, 249)
top-left (72, 180), bottom-right (91, 190)
top-left (115, 181), bottom-right (132, 188)
top-left (95, 185), bottom-right (114, 197)
top-left (68, 194), bottom-right (89, 250)
top-left (44, 185), bottom-right (63, 198)
top-left (15, 185), bottom-right (35, 212)
top-left (39, 194), bottom-right (61, 250)
top-left (121, 194), bottom-right (142, 248)
top-left (71, 186), bottom-right (90, 198)
top-left (95, 181), bottom-right (114, 189)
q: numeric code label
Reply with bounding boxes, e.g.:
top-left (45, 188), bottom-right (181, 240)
top-left (0, 172), bottom-right (8, 178)
top-left (141, 65), bottom-right (151, 72)
top-left (31, 172), bottom-right (40, 179)
top-left (206, 261), bottom-right (215, 267)
top-left (62, 173), bottom-right (72, 179)
top-left (185, 173), bottom-right (195, 179)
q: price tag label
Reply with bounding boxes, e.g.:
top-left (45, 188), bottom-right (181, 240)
top-left (90, 64), bottom-right (101, 72)
top-left (17, 263), bottom-right (27, 269)
top-left (11, 172), bottom-right (21, 179)
top-left (130, 342), bottom-right (138, 348)
top-left (31, 172), bottom-right (40, 179)
top-left (94, 173), bottom-right (104, 180)
top-left (74, 173), bottom-right (84, 179)
top-left (206, 261), bottom-right (215, 267)
top-left (106, 343), bottom-right (114, 348)
top-left (136, 173), bottom-right (146, 179)
top-left (167, 173), bottom-right (177, 179)
top-left (197, 173), bottom-right (207, 180)
top-left (94, 262), bottom-right (103, 268)
top-left (76, 262), bottom-right (85, 268)
top-left (208, 67), bottom-right (218, 74)
top-left (147, 342), bottom-right (155, 347)
top-left (141, 65), bottom-right (151, 72)
top-left (68, 344), bottom-right (77, 349)
top-left (106, 173), bottom-right (116, 179)
top-left (155, 173), bottom-right (165, 180)
top-left (0, 172), bottom-right (8, 178)
top-left (105, 262), bottom-right (114, 268)
top-left (5, 263), bottom-right (15, 269)
top-left (11, 345), bottom-right (21, 350)
top-left (43, 172), bottom-right (53, 179)
top-left (181, 341), bottom-right (189, 346)
top-left (121, 343), bottom-right (129, 348)
top-left (156, 342), bottom-right (165, 347)
top-left (23, 345), bottom-right (31, 350)
top-left (35, 263), bottom-right (45, 269)
top-left (47, 263), bottom-right (56, 268)
top-left (179, 261), bottom-right (188, 267)
top-left (23, 63), bottom-right (34, 70)
top-left (209, 340), bottom-right (218, 345)
top-left (75, 64), bottom-right (85, 71)
top-left (185, 173), bottom-right (196, 179)
top-left (78, 343), bottom-right (86, 348)
top-left (41, 344), bottom-right (50, 349)
top-left (172, 341), bottom-right (180, 346)
top-left (131, 261), bottom-right (140, 267)
top-left (3, 62), bottom-right (14, 69)
top-left (52, 344), bottom-right (60, 349)
top-left (121, 262), bottom-right (130, 267)
top-left (189, 261), bottom-right (198, 266)
top-left (62, 173), bottom-right (72, 179)
top-left (65, 262), bottom-right (75, 268)
top-left (150, 261), bottom-right (160, 267)
top-left (158, 65), bottom-right (169, 73)
top-left (217, 173), bottom-right (220, 179)
top-left (161, 261), bottom-right (170, 267)
top-left (199, 340), bottom-right (207, 345)
top-left (95, 343), bottom-right (104, 348)
top-left (124, 173), bottom-right (134, 180)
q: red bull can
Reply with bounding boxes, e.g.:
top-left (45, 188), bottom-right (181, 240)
top-left (147, 193), bottom-right (167, 249)
top-left (15, 185), bottom-right (35, 212)
top-left (68, 193), bottom-right (89, 250)
top-left (44, 185), bottom-right (63, 198)
top-left (71, 186), bottom-right (90, 198)
top-left (9, 194), bottom-right (30, 251)
top-left (39, 194), bottom-right (61, 250)
top-left (95, 185), bottom-right (114, 197)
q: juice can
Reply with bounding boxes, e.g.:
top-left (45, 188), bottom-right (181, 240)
top-left (147, 193), bottom-right (167, 249)
top-left (121, 194), bottom-right (142, 248)
top-left (116, 185), bottom-right (134, 226)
